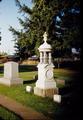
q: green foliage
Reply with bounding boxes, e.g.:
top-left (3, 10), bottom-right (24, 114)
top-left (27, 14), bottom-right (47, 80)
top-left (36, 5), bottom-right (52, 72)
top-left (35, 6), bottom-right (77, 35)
top-left (9, 0), bottom-right (80, 59)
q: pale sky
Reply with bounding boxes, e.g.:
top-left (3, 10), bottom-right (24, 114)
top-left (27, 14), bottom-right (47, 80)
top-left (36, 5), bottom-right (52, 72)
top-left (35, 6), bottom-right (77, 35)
top-left (0, 0), bottom-right (32, 55)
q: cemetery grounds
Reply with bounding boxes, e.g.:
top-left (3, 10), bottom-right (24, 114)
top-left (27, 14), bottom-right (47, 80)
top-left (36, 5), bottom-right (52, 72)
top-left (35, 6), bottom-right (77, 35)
top-left (0, 63), bottom-right (81, 120)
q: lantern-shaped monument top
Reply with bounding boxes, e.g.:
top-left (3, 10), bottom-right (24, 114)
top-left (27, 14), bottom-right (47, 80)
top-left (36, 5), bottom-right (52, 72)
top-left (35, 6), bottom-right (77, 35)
top-left (38, 32), bottom-right (52, 52)
top-left (38, 32), bottom-right (52, 64)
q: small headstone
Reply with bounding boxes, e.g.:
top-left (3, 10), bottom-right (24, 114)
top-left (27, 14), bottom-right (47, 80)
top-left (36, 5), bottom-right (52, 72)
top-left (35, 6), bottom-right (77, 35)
top-left (26, 86), bottom-right (33, 93)
top-left (0, 61), bottom-right (23, 86)
top-left (53, 94), bottom-right (61, 103)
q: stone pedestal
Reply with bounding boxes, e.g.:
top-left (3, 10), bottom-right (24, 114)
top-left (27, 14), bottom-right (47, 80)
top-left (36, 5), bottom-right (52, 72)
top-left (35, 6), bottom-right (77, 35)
top-left (34, 63), bottom-right (58, 97)
top-left (0, 61), bottom-right (23, 86)
top-left (34, 87), bottom-right (58, 98)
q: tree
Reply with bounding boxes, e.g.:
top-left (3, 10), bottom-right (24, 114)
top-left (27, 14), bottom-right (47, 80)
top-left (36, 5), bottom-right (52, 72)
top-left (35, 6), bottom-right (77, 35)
top-left (9, 0), bottom-right (80, 59)
top-left (10, 0), bottom-right (59, 59)
top-left (48, 0), bottom-right (80, 57)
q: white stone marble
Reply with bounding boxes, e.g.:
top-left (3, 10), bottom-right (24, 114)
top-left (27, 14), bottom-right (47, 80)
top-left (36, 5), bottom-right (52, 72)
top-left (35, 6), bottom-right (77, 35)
top-left (26, 86), bottom-right (33, 93)
top-left (0, 61), bottom-right (23, 86)
top-left (4, 62), bottom-right (18, 79)
top-left (36, 63), bottom-right (56, 89)
top-left (38, 32), bottom-right (51, 52)
top-left (53, 94), bottom-right (61, 103)
top-left (34, 32), bottom-right (57, 97)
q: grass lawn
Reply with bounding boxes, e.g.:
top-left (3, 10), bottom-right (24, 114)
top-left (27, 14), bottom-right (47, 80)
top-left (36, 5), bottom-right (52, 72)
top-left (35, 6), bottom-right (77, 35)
top-left (0, 64), bottom-right (3, 66)
top-left (0, 106), bottom-right (21, 120)
top-left (0, 64), bottom-right (81, 120)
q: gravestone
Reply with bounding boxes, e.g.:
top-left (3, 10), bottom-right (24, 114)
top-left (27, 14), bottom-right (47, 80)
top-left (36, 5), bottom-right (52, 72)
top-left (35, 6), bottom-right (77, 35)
top-left (0, 61), bottom-right (23, 86)
top-left (26, 86), bottom-right (33, 93)
top-left (34, 32), bottom-right (58, 97)
top-left (53, 94), bottom-right (61, 103)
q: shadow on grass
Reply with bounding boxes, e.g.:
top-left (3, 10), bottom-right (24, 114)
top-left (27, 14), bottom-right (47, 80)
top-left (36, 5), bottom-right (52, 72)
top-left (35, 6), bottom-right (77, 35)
top-left (0, 117), bottom-right (4, 120)
top-left (19, 65), bottom-right (37, 72)
top-left (53, 73), bottom-right (81, 120)
top-left (0, 66), bottom-right (3, 74)
top-left (23, 79), bottom-right (37, 84)
top-left (0, 65), bottom-right (37, 74)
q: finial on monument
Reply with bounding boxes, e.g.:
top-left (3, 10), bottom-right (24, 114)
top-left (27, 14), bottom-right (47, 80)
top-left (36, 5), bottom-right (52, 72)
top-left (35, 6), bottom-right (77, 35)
top-left (43, 32), bottom-right (47, 42)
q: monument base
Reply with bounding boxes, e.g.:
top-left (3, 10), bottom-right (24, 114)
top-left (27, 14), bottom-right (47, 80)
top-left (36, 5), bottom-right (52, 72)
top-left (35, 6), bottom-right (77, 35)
top-left (34, 87), bottom-right (58, 98)
top-left (0, 78), bottom-right (23, 86)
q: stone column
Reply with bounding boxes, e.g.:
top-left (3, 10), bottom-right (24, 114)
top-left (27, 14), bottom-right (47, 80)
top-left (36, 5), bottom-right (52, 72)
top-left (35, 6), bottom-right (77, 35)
top-left (44, 52), bottom-right (47, 63)
top-left (49, 52), bottom-right (52, 64)
top-left (46, 52), bottom-right (48, 63)
top-left (40, 52), bottom-right (43, 63)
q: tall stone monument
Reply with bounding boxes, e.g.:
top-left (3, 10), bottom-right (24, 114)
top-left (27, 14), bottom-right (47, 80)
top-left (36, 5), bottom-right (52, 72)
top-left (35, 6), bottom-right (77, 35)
top-left (0, 61), bottom-right (23, 86)
top-left (34, 32), bottom-right (58, 97)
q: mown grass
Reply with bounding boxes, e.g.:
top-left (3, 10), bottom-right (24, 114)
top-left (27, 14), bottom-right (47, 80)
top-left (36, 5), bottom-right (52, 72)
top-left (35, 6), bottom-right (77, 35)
top-left (19, 71), bottom-right (37, 81)
top-left (0, 106), bottom-right (21, 120)
top-left (0, 64), bottom-right (80, 120)
top-left (0, 64), bottom-right (3, 67)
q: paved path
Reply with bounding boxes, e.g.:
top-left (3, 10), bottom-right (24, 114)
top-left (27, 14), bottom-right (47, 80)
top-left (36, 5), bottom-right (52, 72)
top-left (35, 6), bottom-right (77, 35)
top-left (0, 95), bottom-right (51, 120)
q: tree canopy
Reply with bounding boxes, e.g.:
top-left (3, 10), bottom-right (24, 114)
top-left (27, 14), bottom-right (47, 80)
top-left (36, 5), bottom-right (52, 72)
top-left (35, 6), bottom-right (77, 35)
top-left (9, 0), bottom-right (80, 59)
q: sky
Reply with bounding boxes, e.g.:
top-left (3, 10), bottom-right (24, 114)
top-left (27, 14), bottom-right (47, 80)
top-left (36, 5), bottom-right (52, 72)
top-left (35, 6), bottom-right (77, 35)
top-left (0, 0), bottom-right (32, 55)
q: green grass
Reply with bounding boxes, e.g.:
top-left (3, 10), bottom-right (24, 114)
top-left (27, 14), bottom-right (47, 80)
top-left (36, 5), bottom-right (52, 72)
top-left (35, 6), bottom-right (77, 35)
top-left (0, 64), bottom-right (80, 120)
top-left (19, 71), bottom-right (37, 81)
top-left (0, 84), bottom-right (59, 119)
top-left (54, 68), bottom-right (78, 80)
top-left (0, 106), bottom-right (21, 120)
top-left (0, 64), bottom-right (3, 66)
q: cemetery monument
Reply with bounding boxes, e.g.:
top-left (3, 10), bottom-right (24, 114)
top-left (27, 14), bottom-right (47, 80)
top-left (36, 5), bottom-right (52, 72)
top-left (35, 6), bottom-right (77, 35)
top-left (34, 32), bottom-right (58, 97)
top-left (0, 61), bottom-right (23, 86)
